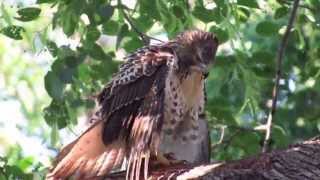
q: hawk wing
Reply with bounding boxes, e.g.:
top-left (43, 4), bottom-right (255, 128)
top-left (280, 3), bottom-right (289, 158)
top-left (99, 45), bottom-right (171, 179)
top-left (47, 44), bottom-right (174, 180)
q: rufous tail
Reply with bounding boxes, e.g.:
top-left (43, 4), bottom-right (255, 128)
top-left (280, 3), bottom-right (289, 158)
top-left (46, 121), bottom-right (125, 180)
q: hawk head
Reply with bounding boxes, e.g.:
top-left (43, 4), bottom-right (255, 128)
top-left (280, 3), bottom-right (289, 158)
top-left (173, 30), bottom-right (219, 76)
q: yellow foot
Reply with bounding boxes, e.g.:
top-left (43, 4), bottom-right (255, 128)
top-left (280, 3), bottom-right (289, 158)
top-left (156, 153), bottom-right (171, 166)
top-left (152, 153), bottom-right (186, 167)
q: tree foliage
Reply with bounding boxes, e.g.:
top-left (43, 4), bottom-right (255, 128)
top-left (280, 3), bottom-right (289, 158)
top-left (0, 0), bottom-right (320, 178)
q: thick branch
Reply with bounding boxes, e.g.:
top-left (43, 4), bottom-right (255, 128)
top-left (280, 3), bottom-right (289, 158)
top-left (262, 0), bottom-right (300, 153)
top-left (105, 136), bottom-right (320, 180)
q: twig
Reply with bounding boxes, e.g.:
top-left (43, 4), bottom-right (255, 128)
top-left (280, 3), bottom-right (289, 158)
top-left (211, 124), bottom-right (259, 151)
top-left (117, 1), bottom-right (164, 45)
top-left (212, 125), bottom-right (226, 146)
top-left (281, 0), bottom-right (315, 12)
top-left (262, 0), bottom-right (300, 153)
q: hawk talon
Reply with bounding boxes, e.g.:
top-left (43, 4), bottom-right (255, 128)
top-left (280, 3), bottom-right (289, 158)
top-left (152, 153), bottom-right (187, 167)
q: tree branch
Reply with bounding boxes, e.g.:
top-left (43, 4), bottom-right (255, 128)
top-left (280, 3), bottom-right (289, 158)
top-left (262, 0), bottom-right (300, 153)
top-left (103, 136), bottom-right (320, 179)
top-left (117, 1), bottom-right (164, 45)
top-left (281, 0), bottom-right (316, 12)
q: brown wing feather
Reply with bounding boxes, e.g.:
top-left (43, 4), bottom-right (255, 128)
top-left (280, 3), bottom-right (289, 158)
top-left (48, 44), bottom-right (173, 180)
top-left (98, 45), bottom-right (174, 145)
top-left (127, 65), bottom-right (168, 180)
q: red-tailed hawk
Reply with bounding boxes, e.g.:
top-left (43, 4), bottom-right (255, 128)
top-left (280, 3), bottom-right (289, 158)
top-left (47, 30), bottom-right (219, 180)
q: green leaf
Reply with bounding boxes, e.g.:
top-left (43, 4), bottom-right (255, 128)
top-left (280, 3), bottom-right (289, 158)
top-left (102, 20), bottom-right (120, 35)
top-left (123, 37), bottom-right (144, 52)
top-left (57, 45), bottom-right (75, 59)
top-left (44, 71), bottom-right (64, 100)
top-left (97, 5), bottom-right (114, 22)
top-left (116, 24), bottom-right (129, 49)
top-left (63, 13), bottom-right (78, 36)
top-left (132, 15), bottom-right (154, 32)
top-left (140, 0), bottom-right (161, 20)
top-left (46, 41), bottom-right (58, 57)
top-left (251, 51), bottom-right (275, 77)
top-left (64, 55), bottom-right (82, 68)
top-left (87, 43), bottom-right (111, 61)
top-left (0, 25), bottom-right (25, 40)
top-left (50, 121), bottom-right (59, 146)
top-left (237, 0), bottom-right (259, 8)
top-left (252, 51), bottom-right (274, 63)
top-left (43, 100), bottom-right (69, 129)
top-left (15, 7), bottom-right (41, 22)
top-left (50, 53), bottom-right (79, 84)
top-left (209, 26), bottom-right (229, 43)
top-left (192, 5), bottom-right (221, 23)
top-left (232, 132), bottom-right (260, 155)
top-left (256, 21), bottom-right (279, 36)
top-left (6, 166), bottom-right (25, 179)
top-left (274, 7), bottom-right (288, 19)
top-left (86, 26), bottom-right (100, 43)
top-left (172, 5), bottom-right (184, 19)
top-left (17, 157), bottom-right (34, 171)
top-left (0, 174), bottom-right (6, 180)
top-left (59, 67), bottom-right (76, 84)
top-left (37, 0), bottom-right (56, 3)
top-left (272, 124), bottom-right (289, 148)
top-left (237, 7), bottom-right (250, 22)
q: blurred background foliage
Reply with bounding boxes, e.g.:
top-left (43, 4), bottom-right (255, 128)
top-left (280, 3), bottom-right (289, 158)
top-left (0, 0), bottom-right (320, 179)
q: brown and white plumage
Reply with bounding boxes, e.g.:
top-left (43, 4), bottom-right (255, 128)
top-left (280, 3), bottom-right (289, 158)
top-left (47, 30), bottom-right (218, 180)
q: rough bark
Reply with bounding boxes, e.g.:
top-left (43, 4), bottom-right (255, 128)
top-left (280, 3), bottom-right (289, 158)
top-left (105, 136), bottom-right (320, 180)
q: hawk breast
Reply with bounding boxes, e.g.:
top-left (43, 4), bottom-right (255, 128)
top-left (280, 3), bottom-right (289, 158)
top-left (160, 69), bottom-right (206, 162)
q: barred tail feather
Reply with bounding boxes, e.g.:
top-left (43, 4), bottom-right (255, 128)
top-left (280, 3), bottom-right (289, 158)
top-left (46, 121), bottom-right (125, 180)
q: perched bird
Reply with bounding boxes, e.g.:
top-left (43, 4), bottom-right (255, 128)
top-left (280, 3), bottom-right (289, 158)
top-left (47, 30), bottom-right (219, 180)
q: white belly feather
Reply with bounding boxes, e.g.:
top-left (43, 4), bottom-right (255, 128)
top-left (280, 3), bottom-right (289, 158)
top-left (159, 70), bottom-right (206, 163)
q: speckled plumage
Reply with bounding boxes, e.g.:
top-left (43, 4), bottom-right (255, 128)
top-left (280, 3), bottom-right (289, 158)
top-left (47, 30), bottom-right (218, 180)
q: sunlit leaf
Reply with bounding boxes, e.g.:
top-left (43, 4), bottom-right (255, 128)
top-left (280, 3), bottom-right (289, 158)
top-left (17, 157), bottom-right (34, 171)
top-left (209, 26), bottom-right (229, 43)
top-left (192, 5), bottom-right (221, 23)
top-left (237, 0), bottom-right (259, 8)
top-left (102, 20), bottom-right (119, 35)
top-left (15, 7), bottom-right (41, 22)
top-left (86, 26), bottom-right (100, 42)
top-left (237, 7), bottom-right (250, 22)
top-left (0, 25), bottom-right (25, 40)
top-left (37, 0), bottom-right (56, 3)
